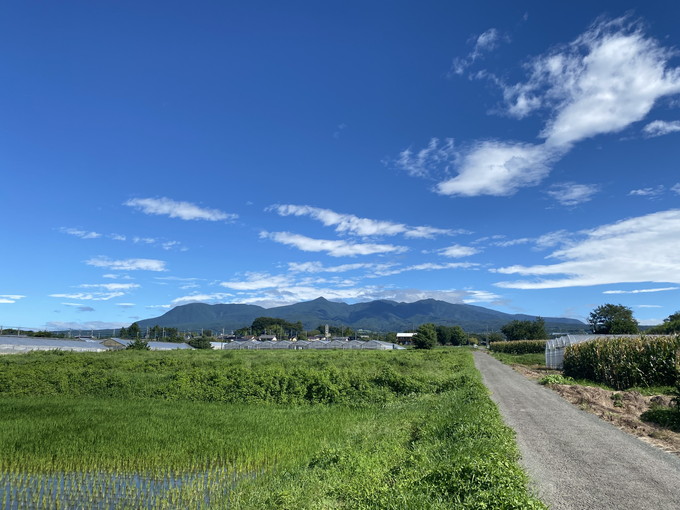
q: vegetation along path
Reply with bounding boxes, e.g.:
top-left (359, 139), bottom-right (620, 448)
top-left (474, 350), bottom-right (680, 510)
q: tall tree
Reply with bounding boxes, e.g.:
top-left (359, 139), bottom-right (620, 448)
top-left (588, 304), bottom-right (638, 334)
top-left (413, 323), bottom-right (437, 349)
top-left (500, 317), bottom-right (547, 340)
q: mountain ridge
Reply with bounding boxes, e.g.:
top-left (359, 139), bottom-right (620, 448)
top-left (136, 297), bottom-right (587, 333)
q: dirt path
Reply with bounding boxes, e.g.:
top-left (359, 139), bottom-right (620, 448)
top-left (474, 351), bottom-right (680, 510)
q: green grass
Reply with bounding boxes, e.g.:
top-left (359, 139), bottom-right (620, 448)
top-left (489, 351), bottom-right (546, 367)
top-left (0, 349), bottom-right (546, 509)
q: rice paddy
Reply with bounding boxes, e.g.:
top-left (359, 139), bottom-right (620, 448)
top-left (0, 348), bottom-right (546, 508)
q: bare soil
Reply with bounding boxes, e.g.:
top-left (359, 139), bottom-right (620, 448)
top-left (510, 364), bottom-right (680, 456)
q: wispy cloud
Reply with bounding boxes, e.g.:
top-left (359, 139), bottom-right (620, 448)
top-left (79, 283), bottom-right (140, 291)
top-left (171, 293), bottom-right (234, 305)
top-left (116, 303), bottom-right (136, 308)
top-left (268, 204), bottom-right (456, 238)
top-left (629, 185), bottom-right (665, 198)
top-left (495, 209), bottom-right (680, 288)
top-left (547, 182), bottom-right (600, 206)
top-left (393, 138), bottom-right (456, 179)
top-left (431, 17), bottom-right (680, 197)
top-left (60, 227), bottom-right (102, 239)
top-left (261, 231), bottom-right (408, 257)
top-left (672, 183), bottom-right (680, 195)
top-left (287, 261), bottom-right (384, 273)
top-left (371, 262), bottom-right (479, 277)
top-left (603, 287), bottom-right (678, 294)
top-left (333, 122), bottom-right (347, 139)
top-left (50, 292), bottom-right (125, 301)
top-left (85, 257), bottom-right (167, 272)
top-left (450, 28), bottom-right (508, 76)
top-left (125, 197), bottom-right (237, 221)
top-left (643, 120), bottom-right (680, 137)
top-left (0, 294), bottom-right (25, 304)
top-left (220, 272), bottom-right (291, 290)
top-left (437, 244), bottom-right (479, 258)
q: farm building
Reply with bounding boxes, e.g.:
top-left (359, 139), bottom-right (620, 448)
top-left (102, 338), bottom-right (194, 350)
top-left (0, 336), bottom-right (109, 354)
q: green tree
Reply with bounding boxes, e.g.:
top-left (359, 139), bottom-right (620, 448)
top-left (646, 311), bottom-right (680, 334)
top-left (413, 323), bottom-right (437, 349)
top-left (123, 322), bottom-right (141, 339)
top-left (126, 337), bottom-right (150, 350)
top-left (188, 337), bottom-right (214, 349)
top-left (588, 304), bottom-right (638, 334)
top-left (501, 317), bottom-right (547, 340)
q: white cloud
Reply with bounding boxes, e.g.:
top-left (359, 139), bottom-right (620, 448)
top-left (133, 236), bottom-right (156, 244)
top-left (394, 137), bottom-right (456, 179)
top-left (636, 304), bottom-right (663, 308)
top-left (125, 197), bottom-right (237, 221)
top-left (171, 293), bottom-right (234, 305)
top-left (437, 244), bottom-right (479, 258)
top-left (50, 292), bottom-right (126, 301)
top-left (495, 209), bottom-right (680, 288)
top-left (436, 141), bottom-right (560, 196)
top-left (220, 273), bottom-right (292, 290)
top-left (505, 18), bottom-right (680, 145)
top-left (60, 228), bottom-right (102, 239)
top-left (116, 303), bottom-right (136, 308)
top-left (643, 120), bottom-right (680, 137)
top-left (450, 28), bottom-right (507, 76)
top-left (269, 204), bottom-right (454, 238)
top-left (603, 287), bottom-right (678, 294)
top-left (86, 257), bottom-right (167, 272)
top-left (287, 261), bottom-right (383, 273)
top-left (79, 283), bottom-right (140, 291)
top-left (0, 294), bottom-right (26, 304)
top-left (435, 17), bottom-right (680, 197)
top-left (261, 231), bottom-right (408, 257)
top-left (629, 185), bottom-right (665, 198)
top-left (672, 183), bottom-right (680, 195)
top-left (109, 234), bottom-right (127, 241)
top-left (371, 262), bottom-right (479, 277)
top-left (547, 182), bottom-right (599, 206)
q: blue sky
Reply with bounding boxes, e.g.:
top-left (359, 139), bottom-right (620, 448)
top-left (3, 1), bottom-right (680, 331)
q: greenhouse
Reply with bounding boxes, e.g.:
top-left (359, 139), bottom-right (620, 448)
top-left (0, 336), bottom-right (109, 354)
top-left (545, 334), bottom-right (646, 368)
top-left (213, 339), bottom-right (405, 350)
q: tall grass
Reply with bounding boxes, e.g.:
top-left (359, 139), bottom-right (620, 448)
top-left (563, 335), bottom-right (679, 390)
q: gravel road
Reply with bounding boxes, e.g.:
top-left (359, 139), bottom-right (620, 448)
top-left (474, 350), bottom-right (680, 510)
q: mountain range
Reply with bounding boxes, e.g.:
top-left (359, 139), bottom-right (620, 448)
top-left (136, 297), bottom-right (587, 333)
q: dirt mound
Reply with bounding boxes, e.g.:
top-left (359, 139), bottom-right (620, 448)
top-left (509, 364), bottom-right (680, 456)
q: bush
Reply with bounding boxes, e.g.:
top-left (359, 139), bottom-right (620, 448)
top-left (489, 340), bottom-right (547, 355)
top-left (563, 335), bottom-right (679, 390)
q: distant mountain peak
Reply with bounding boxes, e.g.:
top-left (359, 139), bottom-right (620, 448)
top-left (137, 296), bottom-right (586, 333)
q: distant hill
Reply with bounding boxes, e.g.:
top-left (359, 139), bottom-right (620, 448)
top-left (136, 297), bottom-right (587, 333)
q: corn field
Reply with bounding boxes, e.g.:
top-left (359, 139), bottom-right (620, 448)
top-left (562, 335), bottom-right (680, 390)
top-left (489, 340), bottom-right (547, 355)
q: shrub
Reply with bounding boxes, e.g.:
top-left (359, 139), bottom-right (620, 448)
top-left (489, 340), bottom-right (547, 355)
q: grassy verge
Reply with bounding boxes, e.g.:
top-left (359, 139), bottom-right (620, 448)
top-left (0, 349), bottom-right (546, 509)
top-left (488, 351), bottom-right (546, 367)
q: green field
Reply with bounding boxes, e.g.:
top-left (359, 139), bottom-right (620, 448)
top-left (0, 349), bottom-right (545, 509)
